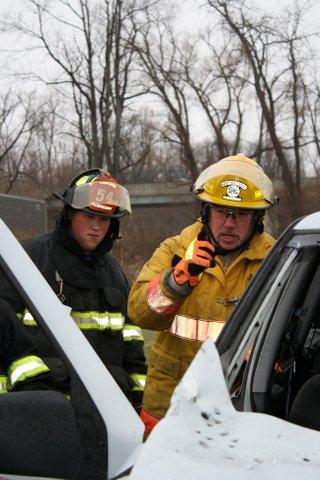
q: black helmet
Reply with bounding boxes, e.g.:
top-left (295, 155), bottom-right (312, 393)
top-left (54, 168), bottom-right (131, 218)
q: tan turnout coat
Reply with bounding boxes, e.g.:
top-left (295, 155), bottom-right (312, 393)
top-left (128, 219), bottom-right (275, 419)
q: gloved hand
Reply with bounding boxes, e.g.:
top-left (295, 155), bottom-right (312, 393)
top-left (173, 238), bottom-right (215, 287)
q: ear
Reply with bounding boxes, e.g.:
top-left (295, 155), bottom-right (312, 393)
top-left (66, 208), bottom-right (74, 223)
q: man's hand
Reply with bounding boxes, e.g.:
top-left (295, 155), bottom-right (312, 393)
top-left (173, 239), bottom-right (215, 286)
top-left (188, 240), bottom-right (215, 275)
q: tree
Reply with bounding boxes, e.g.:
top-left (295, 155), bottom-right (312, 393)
top-left (182, 33), bottom-right (248, 160)
top-left (0, 90), bottom-right (45, 193)
top-left (135, 17), bottom-right (200, 181)
top-left (15, 0), bottom-right (155, 175)
top-left (206, 0), bottom-right (318, 218)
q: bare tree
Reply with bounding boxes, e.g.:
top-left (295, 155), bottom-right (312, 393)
top-left (16, 94), bottom-right (85, 196)
top-left (206, 0), bottom-right (317, 218)
top-left (302, 73), bottom-right (320, 175)
top-left (0, 90), bottom-right (45, 193)
top-left (183, 33), bottom-right (249, 160)
top-left (14, 0), bottom-right (155, 175)
top-left (135, 17), bottom-right (200, 181)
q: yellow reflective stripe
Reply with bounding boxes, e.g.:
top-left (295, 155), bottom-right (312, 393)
top-left (130, 373), bottom-right (146, 391)
top-left (123, 325), bottom-right (144, 341)
top-left (185, 238), bottom-right (196, 260)
top-left (8, 355), bottom-right (49, 387)
top-left (20, 309), bottom-right (125, 331)
top-left (169, 315), bottom-right (225, 342)
top-left (71, 311), bottom-right (125, 331)
top-left (0, 375), bottom-right (8, 394)
top-left (20, 309), bottom-right (37, 326)
top-left (75, 175), bottom-right (90, 186)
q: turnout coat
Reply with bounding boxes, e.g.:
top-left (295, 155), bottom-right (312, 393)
top-left (128, 219), bottom-right (275, 419)
top-left (0, 214), bottom-right (146, 408)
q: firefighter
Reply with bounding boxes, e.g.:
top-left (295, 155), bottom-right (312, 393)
top-left (0, 169), bottom-right (147, 409)
top-left (128, 153), bottom-right (278, 433)
top-left (0, 299), bottom-right (51, 393)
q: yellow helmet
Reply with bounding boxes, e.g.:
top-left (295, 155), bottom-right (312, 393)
top-left (191, 153), bottom-right (276, 210)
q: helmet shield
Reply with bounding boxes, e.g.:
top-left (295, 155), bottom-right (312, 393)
top-left (191, 154), bottom-right (276, 210)
top-left (71, 180), bottom-right (132, 216)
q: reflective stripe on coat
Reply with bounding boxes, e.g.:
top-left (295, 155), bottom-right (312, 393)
top-left (128, 219), bottom-right (275, 419)
top-left (19, 309), bottom-right (146, 395)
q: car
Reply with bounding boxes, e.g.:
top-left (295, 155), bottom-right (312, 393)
top-left (129, 211), bottom-right (320, 479)
top-left (0, 217), bottom-right (144, 480)
top-left (2, 212), bottom-right (320, 479)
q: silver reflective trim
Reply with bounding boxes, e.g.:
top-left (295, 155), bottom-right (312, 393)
top-left (71, 312), bottom-right (125, 330)
top-left (123, 328), bottom-right (143, 338)
top-left (23, 311), bottom-right (34, 320)
top-left (9, 359), bottom-right (44, 386)
top-left (169, 315), bottom-right (225, 342)
top-left (147, 285), bottom-right (177, 314)
top-left (133, 378), bottom-right (146, 388)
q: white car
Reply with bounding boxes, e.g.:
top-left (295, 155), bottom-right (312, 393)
top-left (2, 212), bottom-right (320, 479)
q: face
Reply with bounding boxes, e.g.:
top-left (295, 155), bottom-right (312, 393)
top-left (208, 206), bottom-right (255, 251)
top-left (69, 210), bottom-right (111, 254)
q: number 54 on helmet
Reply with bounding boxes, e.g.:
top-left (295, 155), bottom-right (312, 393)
top-left (54, 168), bottom-right (132, 218)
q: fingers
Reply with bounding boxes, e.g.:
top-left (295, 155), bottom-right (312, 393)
top-left (192, 240), bottom-right (215, 267)
top-left (173, 259), bottom-right (201, 286)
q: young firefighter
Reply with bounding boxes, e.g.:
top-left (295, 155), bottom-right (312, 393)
top-left (0, 169), bottom-right (147, 410)
top-left (128, 153), bottom-right (278, 432)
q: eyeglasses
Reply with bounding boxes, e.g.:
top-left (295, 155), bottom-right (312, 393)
top-left (209, 206), bottom-right (255, 223)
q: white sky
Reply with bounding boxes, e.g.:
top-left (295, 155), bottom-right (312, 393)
top-left (176, 0), bottom-right (320, 31)
top-left (176, 0), bottom-right (320, 141)
top-left (0, 0), bottom-right (319, 143)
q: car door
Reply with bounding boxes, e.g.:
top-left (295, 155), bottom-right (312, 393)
top-left (217, 213), bottom-right (320, 425)
top-left (0, 218), bottom-right (143, 480)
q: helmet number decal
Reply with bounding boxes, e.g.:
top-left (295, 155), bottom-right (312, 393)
top-left (221, 180), bottom-right (247, 202)
top-left (89, 182), bottom-right (120, 212)
top-left (96, 188), bottom-right (114, 203)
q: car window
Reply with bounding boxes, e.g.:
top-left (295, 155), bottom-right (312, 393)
top-left (218, 246), bottom-right (298, 389)
top-left (232, 244), bottom-right (320, 428)
top-left (250, 246), bottom-right (320, 417)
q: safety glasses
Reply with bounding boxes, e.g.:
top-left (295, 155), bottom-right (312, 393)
top-left (209, 205), bottom-right (255, 222)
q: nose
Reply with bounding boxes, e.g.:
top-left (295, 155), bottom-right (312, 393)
top-left (224, 214), bottom-right (237, 227)
top-left (90, 216), bottom-right (101, 230)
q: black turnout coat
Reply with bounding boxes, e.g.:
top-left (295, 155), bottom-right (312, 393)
top-left (0, 212), bottom-right (147, 408)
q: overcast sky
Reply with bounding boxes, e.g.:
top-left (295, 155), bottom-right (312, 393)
top-left (0, 0), bottom-right (319, 142)
top-left (1, 0), bottom-right (319, 82)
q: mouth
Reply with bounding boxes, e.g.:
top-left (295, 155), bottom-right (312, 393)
top-left (220, 233), bottom-right (238, 242)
